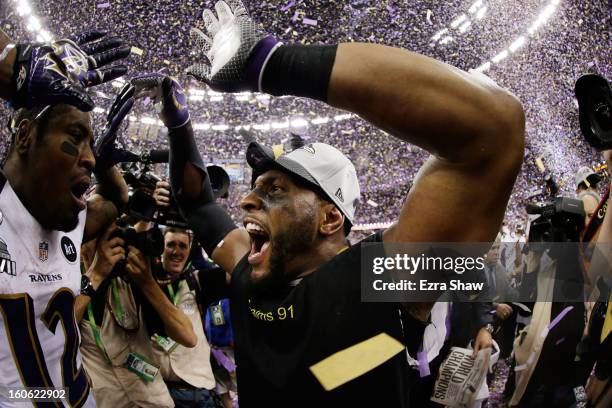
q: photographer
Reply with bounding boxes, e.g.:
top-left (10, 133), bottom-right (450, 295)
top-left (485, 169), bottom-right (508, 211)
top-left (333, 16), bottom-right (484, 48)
top-left (79, 223), bottom-right (174, 408)
top-left (136, 182), bottom-right (217, 408)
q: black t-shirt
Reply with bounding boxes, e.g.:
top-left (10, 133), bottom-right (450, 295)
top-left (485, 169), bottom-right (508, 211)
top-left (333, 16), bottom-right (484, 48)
top-left (229, 233), bottom-right (412, 408)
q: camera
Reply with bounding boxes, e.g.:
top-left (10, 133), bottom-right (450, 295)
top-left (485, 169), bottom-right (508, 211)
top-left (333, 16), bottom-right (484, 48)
top-left (108, 219), bottom-right (165, 277)
top-left (575, 74), bottom-right (612, 150)
top-left (124, 167), bottom-right (188, 227)
top-left (121, 150), bottom-right (231, 229)
top-left (110, 221), bottom-right (165, 257)
top-left (526, 197), bottom-right (585, 244)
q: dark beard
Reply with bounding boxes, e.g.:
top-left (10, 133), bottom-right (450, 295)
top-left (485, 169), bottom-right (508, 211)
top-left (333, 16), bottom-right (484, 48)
top-left (249, 206), bottom-right (317, 296)
top-left (41, 213), bottom-right (80, 232)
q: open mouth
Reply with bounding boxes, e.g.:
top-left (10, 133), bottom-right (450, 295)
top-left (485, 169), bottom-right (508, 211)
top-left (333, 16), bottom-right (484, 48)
top-left (70, 178), bottom-right (90, 210)
top-left (245, 220), bottom-right (271, 266)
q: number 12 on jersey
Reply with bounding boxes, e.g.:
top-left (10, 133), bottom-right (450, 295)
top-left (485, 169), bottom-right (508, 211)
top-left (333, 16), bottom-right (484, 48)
top-left (0, 289), bottom-right (90, 407)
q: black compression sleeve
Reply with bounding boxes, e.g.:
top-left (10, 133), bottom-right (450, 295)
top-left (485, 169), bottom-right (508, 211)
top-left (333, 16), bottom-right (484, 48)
top-left (261, 44), bottom-right (338, 102)
top-left (167, 123), bottom-right (209, 207)
top-left (167, 123), bottom-right (237, 256)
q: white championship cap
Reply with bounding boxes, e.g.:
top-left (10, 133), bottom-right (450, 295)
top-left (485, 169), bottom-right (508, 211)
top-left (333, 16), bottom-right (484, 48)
top-left (246, 142), bottom-right (360, 224)
top-left (575, 166), bottom-right (601, 190)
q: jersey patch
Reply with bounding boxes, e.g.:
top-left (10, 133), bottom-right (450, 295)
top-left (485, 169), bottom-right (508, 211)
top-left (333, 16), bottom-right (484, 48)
top-left (60, 236), bottom-right (77, 263)
top-left (0, 238), bottom-right (16, 277)
top-left (39, 241), bottom-right (49, 262)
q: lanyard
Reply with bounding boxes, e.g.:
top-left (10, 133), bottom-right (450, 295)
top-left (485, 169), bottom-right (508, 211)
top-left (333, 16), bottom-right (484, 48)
top-left (166, 264), bottom-right (191, 305)
top-left (167, 282), bottom-right (181, 305)
top-left (86, 303), bottom-right (112, 364)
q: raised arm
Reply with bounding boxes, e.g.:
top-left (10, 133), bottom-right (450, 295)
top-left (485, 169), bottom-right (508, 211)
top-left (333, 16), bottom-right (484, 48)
top-left (187, 0), bottom-right (524, 245)
top-left (328, 45), bottom-right (524, 243)
top-left (84, 86), bottom-right (134, 241)
top-left (129, 74), bottom-right (250, 277)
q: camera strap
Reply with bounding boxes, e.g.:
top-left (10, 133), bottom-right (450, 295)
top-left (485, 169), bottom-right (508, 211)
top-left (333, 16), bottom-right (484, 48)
top-left (106, 278), bottom-right (140, 333)
top-left (182, 266), bottom-right (207, 320)
top-left (583, 186), bottom-right (610, 243)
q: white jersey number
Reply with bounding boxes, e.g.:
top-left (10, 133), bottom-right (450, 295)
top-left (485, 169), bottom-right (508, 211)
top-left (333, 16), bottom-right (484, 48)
top-left (0, 288), bottom-right (90, 407)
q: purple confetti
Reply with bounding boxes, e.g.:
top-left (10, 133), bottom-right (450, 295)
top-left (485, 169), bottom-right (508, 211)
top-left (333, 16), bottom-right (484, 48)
top-left (281, 2), bottom-right (295, 12)
top-left (302, 18), bottom-right (317, 26)
top-left (97, 2), bottom-right (110, 8)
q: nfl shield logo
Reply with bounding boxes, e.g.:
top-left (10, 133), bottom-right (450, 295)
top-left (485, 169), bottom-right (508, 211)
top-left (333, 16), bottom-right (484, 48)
top-left (39, 241), bottom-right (49, 262)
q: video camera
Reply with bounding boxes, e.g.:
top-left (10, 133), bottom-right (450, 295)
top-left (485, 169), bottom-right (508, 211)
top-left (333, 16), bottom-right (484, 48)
top-left (121, 149), bottom-right (231, 229)
top-left (526, 197), bottom-right (585, 244)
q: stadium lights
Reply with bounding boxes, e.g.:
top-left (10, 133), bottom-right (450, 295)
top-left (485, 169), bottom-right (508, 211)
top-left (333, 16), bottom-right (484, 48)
top-left (112, 111), bottom-right (354, 132)
top-left (290, 118), bottom-right (309, 128)
top-left (188, 88), bottom-right (206, 96)
top-left (432, 28), bottom-right (448, 41)
top-left (311, 117), bottom-right (329, 125)
top-left (16, 1), bottom-right (32, 16)
top-left (334, 114), bottom-right (352, 122)
top-left (468, 0), bottom-right (483, 14)
top-left (140, 116), bottom-right (156, 125)
top-left (450, 14), bottom-right (467, 29)
top-left (473, 0), bottom-right (561, 73)
top-left (253, 123), bottom-right (271, 131)
top-left (475, 6), bottom-right (487, 19)
top-left (271, 121), bottom-right (289, 129)
top-left (13, 1), bottom-right (54, 42)
top-left (27, 16), bottom-right (41, 32)
top-left (528, 3), bottom-right (558, 34)
top-left (431, 2), bottom-right (488, 46)
top-left (458, 21), bottom-right (472, 33)
top-left (509, 36), bottom-right (527, 52)
top-left (491, 50), bottom-right (509, 63)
